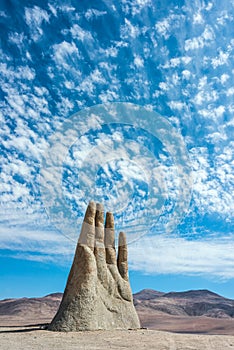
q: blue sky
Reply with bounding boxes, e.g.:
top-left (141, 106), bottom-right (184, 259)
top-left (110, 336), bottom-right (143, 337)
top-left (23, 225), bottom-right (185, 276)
top-left (0, 0), bottom-right (234, 299)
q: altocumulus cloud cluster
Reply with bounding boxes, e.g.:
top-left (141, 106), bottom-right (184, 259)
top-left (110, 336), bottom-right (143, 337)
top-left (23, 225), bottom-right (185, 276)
top-left (0, 0), bottom-right (233, 278)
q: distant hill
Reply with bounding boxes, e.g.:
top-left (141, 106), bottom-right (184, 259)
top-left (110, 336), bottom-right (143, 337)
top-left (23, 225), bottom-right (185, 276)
top-left (133, 289), bottom-right (165, 300)
top-left (134, 289), bottom-right (234, 318)
top-left (1, 289), bottom-right (234, 334)
top-left (0, 293), bottom-right (62, 326)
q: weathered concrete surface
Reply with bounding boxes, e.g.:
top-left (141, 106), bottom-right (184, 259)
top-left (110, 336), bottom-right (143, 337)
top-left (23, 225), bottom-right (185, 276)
top-left (48, 202), bottom-right (140, 331)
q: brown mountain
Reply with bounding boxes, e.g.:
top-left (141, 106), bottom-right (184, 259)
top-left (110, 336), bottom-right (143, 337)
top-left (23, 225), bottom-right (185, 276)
top-left (134, 289), bottom-right (234, 318)
top-left (0, 293), bottom-right (62, 326)
top-left (134, 289), bottom-right (234, 335)
top-left (1, 289), bottom-right (234, 334)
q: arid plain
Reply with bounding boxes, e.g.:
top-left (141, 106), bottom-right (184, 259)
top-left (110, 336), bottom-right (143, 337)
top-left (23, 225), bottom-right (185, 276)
top-left (1, 289), bottom-right (234, 349)
top-left (1, 326), bottom-right (234, 350)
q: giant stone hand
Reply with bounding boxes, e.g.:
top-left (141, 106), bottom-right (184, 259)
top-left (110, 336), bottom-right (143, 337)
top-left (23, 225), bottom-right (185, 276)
top-left (48, 201), bottom-right (140, 331)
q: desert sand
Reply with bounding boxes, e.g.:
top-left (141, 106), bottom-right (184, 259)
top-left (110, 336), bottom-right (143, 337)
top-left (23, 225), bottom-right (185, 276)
top-left (0, 326), bottom-right (234, 350)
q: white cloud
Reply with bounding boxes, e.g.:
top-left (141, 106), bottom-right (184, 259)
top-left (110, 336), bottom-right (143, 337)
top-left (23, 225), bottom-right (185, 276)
top-left (189, 146), bottom-right (234, 219)
top-left (0, 63), bottom-right (35, 82)
top-left (211, 50), bottom-right (230, 68)
top-left (205, 2), bottom-right (213, 11)
top-left (121, 0), bottom-right (152, 16)
top-left (0, 211), bottom-right (74, 264)
top-left (58, 5), bottom-right (76, 13)
top-left (168, 101), bottom-right (186, 111)
top-left (8, 32), bottom-right (25, 47)
top-left (85, 9), bottom-right (107, 20)
top-left (160, 56), bottom-right (192, 69)
top-left (192, 76), bottom-right (219, 106)
top-left (220, 74), bottom-right (229, 84)
top-left (182, 70), bottom-right (191, 79)
top-left (0, 11), bottom-right (7, 18)
top-left (1, 0), bottom-right (233, 278)
top-left (133, 55), bottom-right (144, 68)
top-left (193, 12), bottom-right (204, 24)
top-left (198, 105), bottom-right (225, 120)
top-left (217, 10), bottom-right (233, 26)
top-left (155, 19), bottom-right (171, 39)
top-left (129, 236), bottom-right (234, 278)
top-left (120, 18), bottom-right (140, 39)
top-left (48, 3), bottom-right (57, 16)
top-left (52, 41), bottom-right (80, 70)
top-left (70, 24), bottom-right (93, 42)
top-left (99, 46), bottom-right (119, 58)
top-left (56, 97), bottom-right (74, 115)
top-left (99, 89), bottom-right (119, 103)
top-left (227, 87), bottom-right (234, 96)
top-left (185, 25), bottom-right (215, 51)
top-left (159, 82), bottom-right (169, 91)
top-left (76, 69), bottom-right (106, 96)
top-left (25, 6), bottom-right (50, 41)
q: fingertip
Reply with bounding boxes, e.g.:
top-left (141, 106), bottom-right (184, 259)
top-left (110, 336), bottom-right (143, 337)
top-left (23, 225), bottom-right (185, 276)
top-left (118, 231), bottom-right (127, 246)
top-left (83, 201), bottom-right (96, 225)
top-left (95, 202), bottom-right (104, 228)
top-left (87, 200), bottom-right (96, 214)
top-left (105, 212), bottom-right (114, 228)
top-left (96, 202), bottom-right (104, 212)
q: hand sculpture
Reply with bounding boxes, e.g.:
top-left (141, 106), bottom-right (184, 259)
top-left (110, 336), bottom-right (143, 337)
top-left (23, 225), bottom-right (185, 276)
top-left (48, 201), bottom-right (140, 331)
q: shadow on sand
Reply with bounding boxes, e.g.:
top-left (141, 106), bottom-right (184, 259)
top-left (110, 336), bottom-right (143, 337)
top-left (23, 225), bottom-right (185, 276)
top-left (0, 323), bottom-right (49, 333)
